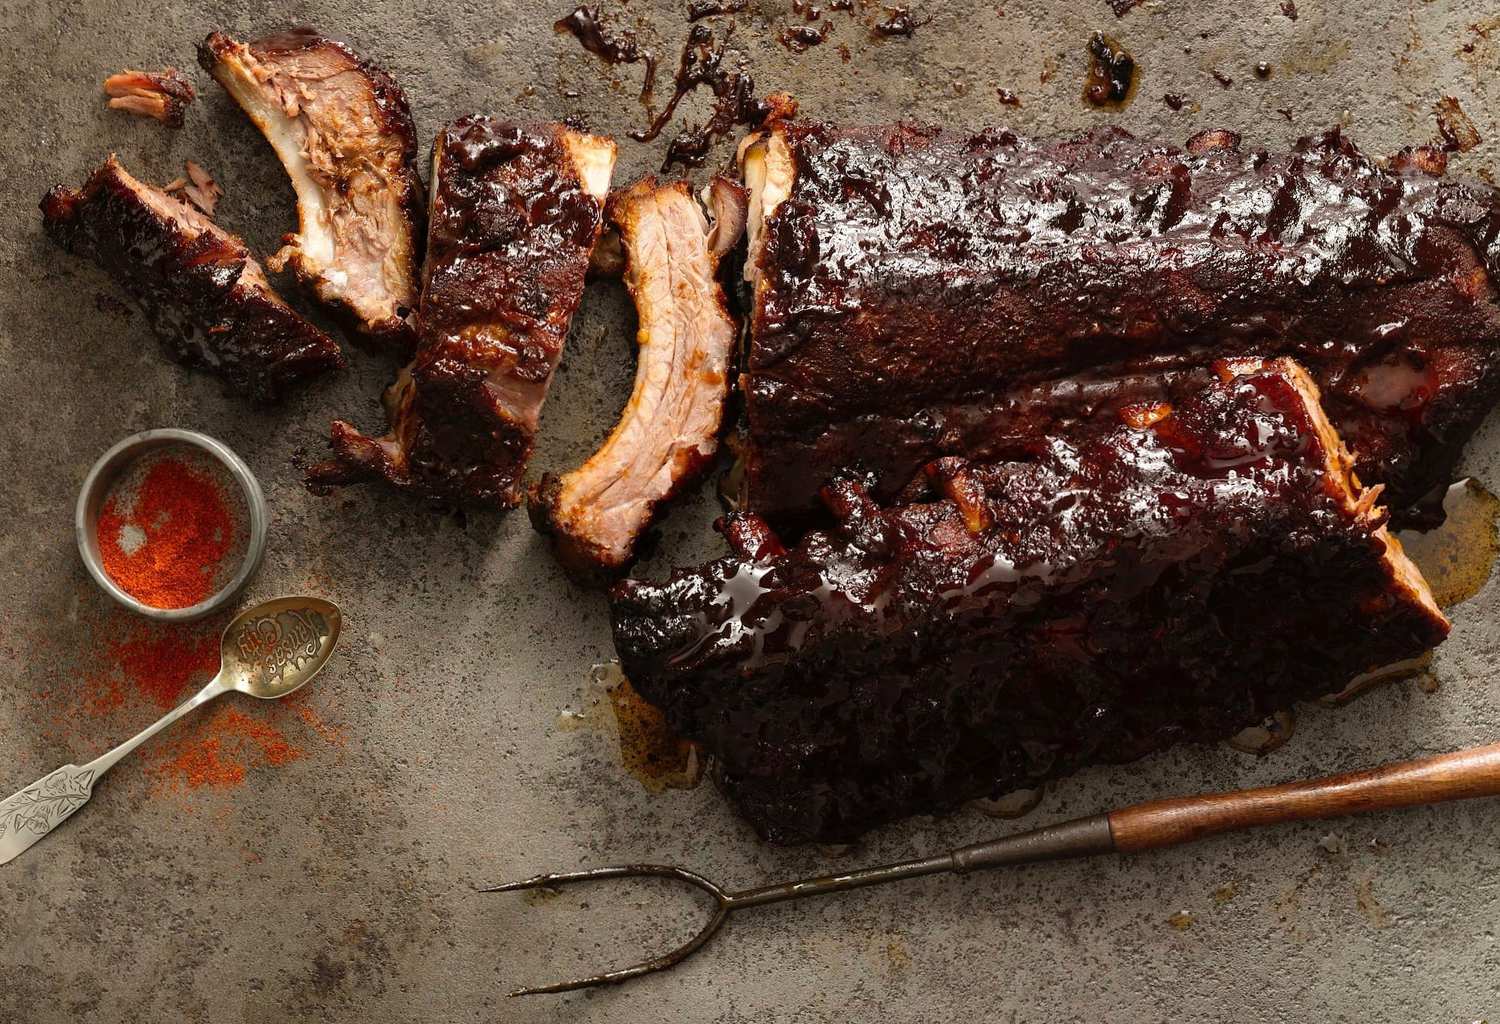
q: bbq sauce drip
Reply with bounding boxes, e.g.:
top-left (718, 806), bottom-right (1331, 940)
top-left (1083, 31), bottom-right (1137, 107)
top-left (1397, 479), bottom-right (1500, 609)
top-left (688, 0), bottom-right (748, 19)
top-left (780, 21), bottom-right (833, 53)
top-left (873, 6), bottom-right (929, 36)
top-left (555, 5), bottom-right (658, 101)
top-left (633, 24), bottom-right (771, 170)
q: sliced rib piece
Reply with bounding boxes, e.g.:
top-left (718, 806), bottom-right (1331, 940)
top-left (611, 358), bottom-right (1450, 843)
top-left (103, 68), bottom-right (196, 127)
top-left (199, 27), bottom-right (424, 354)
top-left (737, 123), bottom-right (1500, 527)
top-left (307, 118), bottom-right (615, 506)
top-left (530, 178), bottom-right (737, 578)
top-left (41, 156), bottom-right (345, 402)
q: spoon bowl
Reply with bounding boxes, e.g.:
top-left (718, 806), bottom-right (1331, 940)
top-left (219, 596), bottom-right (343, 699)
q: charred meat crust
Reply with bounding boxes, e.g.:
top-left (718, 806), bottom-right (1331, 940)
top-left (529, 177), bottom-right (738, 580)
top-left (738, 123), bottom-right (1500, 527)
top-left (307, 118), bottom-right (615, 506)
top-left (41, 156), bottom-right (344, 402)
top-left (103, 68), bottom-right (196, 127)
top-left (611, 358), bottom-right (1449, 844)
top-left (198, 27), bottom-right (425, 354)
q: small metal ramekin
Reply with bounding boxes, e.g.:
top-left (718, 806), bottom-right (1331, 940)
top-left (75, 429), bottom-right (268, 622)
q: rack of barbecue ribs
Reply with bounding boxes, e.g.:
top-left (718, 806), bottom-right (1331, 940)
top-left (41, 156), bottom-right (345, 402)
top-left (306, 117), bottom-right (616, 506)
top-left (611, 358), bottom-right (1450, 843)
top-left (530, 178), bottom-right (738, 579)
top-left (736, 123), bottom-right (1500, 528)
top-left (199, 27), bottom-right (425, 355)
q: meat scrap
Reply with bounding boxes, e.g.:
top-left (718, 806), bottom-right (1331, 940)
top-left (199, 27), bottom-right (425, 355)
top-left (103, 68), bottom-right (196, 127)
top-left (611, 359), bottom-right (1449, 843)
top-left (530, 178), bottom-right (738, 580)
top-left (41, 157), bottom-right (344, 402)
top-left (307, 118), bottom-right (615, 507)
top-left (164, 160), bottom-right (222, 217)
top-left (736, 122), bottom-right (1500, 528)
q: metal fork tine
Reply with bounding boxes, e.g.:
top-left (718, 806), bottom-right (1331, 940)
top-left (484, 863), bottom-right (733, 996)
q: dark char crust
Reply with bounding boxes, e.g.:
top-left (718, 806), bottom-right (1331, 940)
top-left (308, 118), bottom-right (609, 506)
top-left (40, 157), bottom-right (344, 402)
top-left (742, 124), bottom-right (1500, 527)
top-left (613, 360), bottom-right (1449, 843)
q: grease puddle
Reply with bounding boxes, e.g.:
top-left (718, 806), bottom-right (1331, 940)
top-left (1398, 478), bottom-right (1500, 610)
top-left (560, 662), bottom-right (704, 793)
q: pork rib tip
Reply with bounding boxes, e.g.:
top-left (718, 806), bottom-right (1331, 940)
top-left (612, 357), bottom-right (1449, 843)
top-left (199, 27), bottom-right (425, 354)
top-left (103, 68), bottom-right (196, 127)
top-left (530, 178), bottom-right (738, 579)
top-left (737, 122), bottom-right (1500, 528)
top-left (41, 156), bottom-right (345, 402)
top-left (306, 118), bottom-right (616, 507)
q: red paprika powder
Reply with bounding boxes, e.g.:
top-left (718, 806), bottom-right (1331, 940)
top-left (96, 449), bottom-right (247, 609)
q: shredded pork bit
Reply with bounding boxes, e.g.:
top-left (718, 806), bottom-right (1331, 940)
top-left (102, 68), bottom-right (196, 128)
top-left (165, 160), bottom-right (223, 217)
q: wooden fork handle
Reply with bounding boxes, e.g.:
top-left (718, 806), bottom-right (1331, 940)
top-left (1108, 741), bottom-right (1500, 853)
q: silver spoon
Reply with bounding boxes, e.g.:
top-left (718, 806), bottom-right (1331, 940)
top-left (0, 595), bottom-right (342, 866)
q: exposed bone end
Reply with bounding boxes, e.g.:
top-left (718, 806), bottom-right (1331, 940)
top-left (703, 176), bottom-right (749, 260)
top-left (563, 131), bottom-right (619, 202)
top-left (739, 128), bottom-right (795, 285)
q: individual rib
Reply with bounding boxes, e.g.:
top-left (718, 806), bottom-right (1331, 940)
top-left (737, 123), bottom-right (1500, 527)
top-left (41, 156), bottom-right (344, 402)
top-left (199, 27), bottom-right (425, 354)
top-left (611, 358), bottom-right (1449, 843)
top-left (307, 118), bottom-right (615, 507)
top-left (530, 178), bottom-right (737, 579)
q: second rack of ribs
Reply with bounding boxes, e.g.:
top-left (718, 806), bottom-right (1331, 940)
top-left (611, 359), bottom-right (1448, 844)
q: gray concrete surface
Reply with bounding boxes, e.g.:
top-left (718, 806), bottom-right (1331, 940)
top-left (2, 1), bottom-right (1499, 1020)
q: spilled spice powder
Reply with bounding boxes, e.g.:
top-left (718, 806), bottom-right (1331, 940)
top-left (151, 705), bottom-right (304, 791)
top-left (109, 624), bottom-right (222, 709)
top-left (96, 447), bottom-right (247, 609)
top-left (35, 597), bottom-right (333, 796)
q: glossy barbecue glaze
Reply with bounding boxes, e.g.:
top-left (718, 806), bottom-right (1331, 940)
top-left (738, 123), bottom-right (1500, 527)
top-left (308, 118), bottom-right (614, 506)
top-left (41, 157), bottom-right (345, 402)
top-left (613, 359), bottom-right (1449, 843)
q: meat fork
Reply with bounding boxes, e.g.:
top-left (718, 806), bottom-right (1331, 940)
top-left (486, 740), bottom-right (1500, 995)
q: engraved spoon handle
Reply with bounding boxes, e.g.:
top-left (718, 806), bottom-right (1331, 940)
top-left (0, 675), bottom-right (228, 866)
